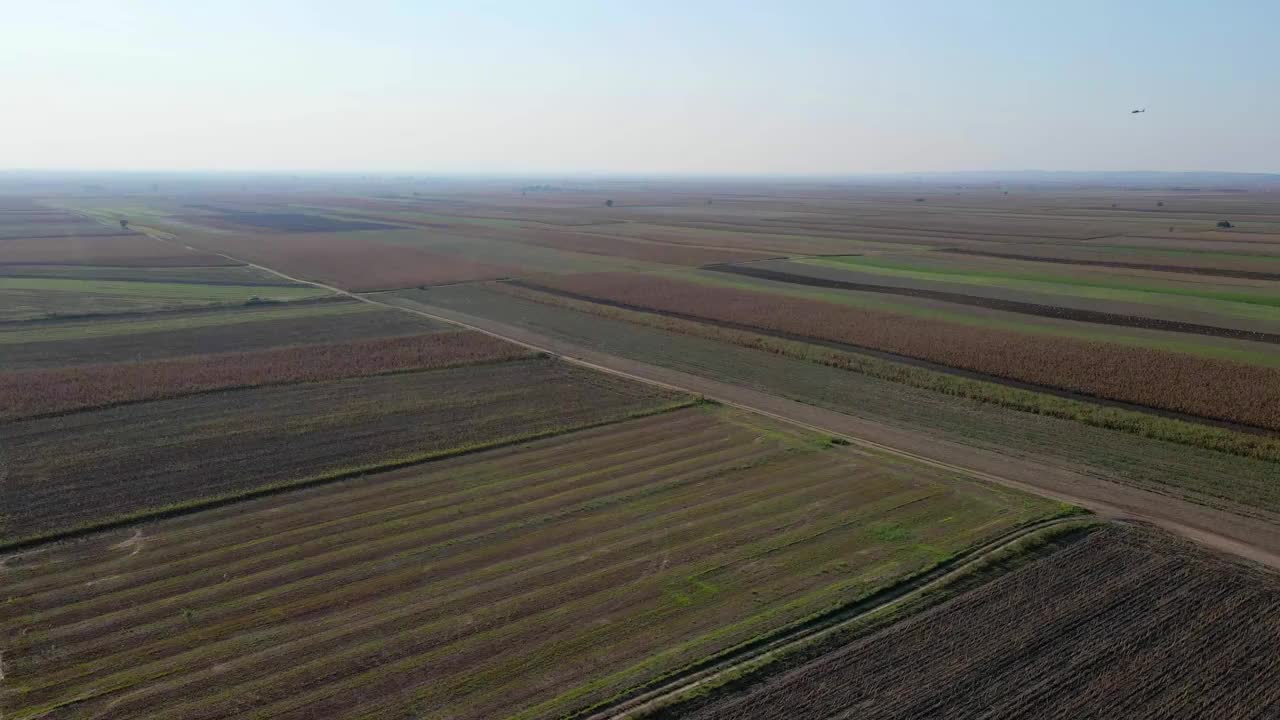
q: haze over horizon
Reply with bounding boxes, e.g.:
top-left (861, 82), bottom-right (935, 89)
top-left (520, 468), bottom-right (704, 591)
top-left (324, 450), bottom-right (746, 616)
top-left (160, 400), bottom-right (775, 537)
top-left (5, 1), bottom-right (1277, 175)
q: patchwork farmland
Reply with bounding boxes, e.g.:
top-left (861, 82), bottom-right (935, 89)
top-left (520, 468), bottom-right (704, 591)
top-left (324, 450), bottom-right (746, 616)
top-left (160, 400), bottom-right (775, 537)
top-left (4, 176), bottom-right (1280, 719)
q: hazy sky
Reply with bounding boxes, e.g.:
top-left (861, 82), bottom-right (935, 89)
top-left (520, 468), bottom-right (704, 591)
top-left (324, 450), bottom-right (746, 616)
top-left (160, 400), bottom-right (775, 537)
top-left (4, 1), bottom-right (1277, 174)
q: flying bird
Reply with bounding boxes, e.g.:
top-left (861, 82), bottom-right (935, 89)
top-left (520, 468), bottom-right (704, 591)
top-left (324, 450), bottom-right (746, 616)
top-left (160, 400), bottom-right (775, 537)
top-left (1131, 108), bottom-right (1146, 114)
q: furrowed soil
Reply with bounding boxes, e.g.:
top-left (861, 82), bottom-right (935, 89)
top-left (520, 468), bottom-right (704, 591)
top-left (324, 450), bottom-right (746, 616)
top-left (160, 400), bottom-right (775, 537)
top-left (0, 407), bottom-right (1058, 720)
top-left (672, 523), bottom-right (1280, 720)
top-left (0, 358), bottom-right (682, 543)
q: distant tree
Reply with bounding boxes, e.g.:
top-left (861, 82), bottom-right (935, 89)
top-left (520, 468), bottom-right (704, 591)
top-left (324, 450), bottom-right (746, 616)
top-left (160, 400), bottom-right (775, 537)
top-left (914, 198), bottom-right (925, 202)
top-left (1217, 220), bottom-right (1234, 228)
top-left (1111, 203), bottom-right (1117, 208)
top-left (605, 199), bottom-right (614, 207)
top-left (706, 199), bottom-right (713, 205)
top-left (1169, 226), bottom-right (1175, 232)
top-left (119, 219), bottom-right (129, 230)
top-left (1157, 201), bottom-right (1164, 207)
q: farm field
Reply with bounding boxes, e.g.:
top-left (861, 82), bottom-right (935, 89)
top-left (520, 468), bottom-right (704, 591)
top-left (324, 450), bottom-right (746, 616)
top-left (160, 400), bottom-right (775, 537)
top-left (0, 275), bottom-right (332, 321)
top-left (6, 178), bottom-right (1280, 719)
top-left (0, 300), bottom-right (444, 370)
top-left (669, 523), bottom-right (1280, 720)
top-left (0, 406), bottom-right (1061, 720)
top-left (0, 357), bottom-right (684, 544)
top-left (0, 331), bottom-right (530, 419)
top-left (396, 284), bottom-right (1280, 516)
top-left (515, 271), bottom-right (1280, 431)
top-left (740, 256), bottom-right (1280, 338)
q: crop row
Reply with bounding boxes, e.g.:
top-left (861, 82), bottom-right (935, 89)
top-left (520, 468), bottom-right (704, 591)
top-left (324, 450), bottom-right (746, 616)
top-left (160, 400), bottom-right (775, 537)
top-left (0, 331), bottom-right (532, 420)
top-left (682, 524), bottom-right (1280, 720)
top-left (523, 272), bottom-right (1280, 431)
top-left (0, 407), bottom-right (1054, 720)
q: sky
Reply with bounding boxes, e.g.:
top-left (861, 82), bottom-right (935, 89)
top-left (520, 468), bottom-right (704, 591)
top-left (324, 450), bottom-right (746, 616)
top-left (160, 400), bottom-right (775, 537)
top-left (3, 0), bottom-right (1278, 175)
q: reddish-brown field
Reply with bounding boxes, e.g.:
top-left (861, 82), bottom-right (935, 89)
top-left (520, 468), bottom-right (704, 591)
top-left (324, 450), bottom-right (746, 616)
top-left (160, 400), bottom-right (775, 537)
top-left (0, 234), bottom-right (238, 267)
top-left (673, 524), bottom-right (1280, 720)
top-left (0, 331), bottom-right (532, 419)
top-left (184, 232), bottom-right (513, 290)
top-left (524, 272), bottom-right (1280, 431)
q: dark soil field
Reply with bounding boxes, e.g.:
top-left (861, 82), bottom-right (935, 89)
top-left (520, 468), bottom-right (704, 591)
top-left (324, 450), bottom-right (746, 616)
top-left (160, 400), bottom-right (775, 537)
top-left (522, 272), bottom-right (1280, 431)
top-left (671, 523), bottom-right (1280, 720)
top-left (0, 301), bottom-right (445, 370)
top-left (0, 358), bottom-right (683, 543)
top-left (0, 408), bottom-right (1057, 720)
top-left (0, 331), bottom-right (532, 419)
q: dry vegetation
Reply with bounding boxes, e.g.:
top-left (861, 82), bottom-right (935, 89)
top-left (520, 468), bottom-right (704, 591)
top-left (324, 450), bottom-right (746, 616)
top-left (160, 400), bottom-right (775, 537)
top-left (0, 331), bottom-right (531, 419)
top-left (524, 273), bottom-right (1280, 431)
top-left (676, 524), bottom-right (1280, 720)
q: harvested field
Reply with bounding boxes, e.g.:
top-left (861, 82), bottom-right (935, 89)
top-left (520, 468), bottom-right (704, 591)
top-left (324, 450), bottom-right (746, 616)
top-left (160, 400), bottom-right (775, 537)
top-left (0, 331), bottom-right (531, 419)
top-left (0, 407), bottom-right (1058, 720)
top-left (521, 272), bottom-right (1280, 431)
top-left (181, 231), bottom-right (513, 290)
top-left (0, 301), bottom-right (444, 370)
top-left (673, 523), bottom-right (1280, 720)
top-left (0, 234), bottom-right (237, 267)
top-left (0, 358), bottom-right (683, 543)
top-left (711, 262), bottom-right (1280, 344)
top-left (402, 284), bottom-right (1280, 515)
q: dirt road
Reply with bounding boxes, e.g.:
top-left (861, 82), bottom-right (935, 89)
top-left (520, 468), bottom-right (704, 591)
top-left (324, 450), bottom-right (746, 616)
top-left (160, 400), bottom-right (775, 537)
top-left (379, 296), bottom-right (1280, 571)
